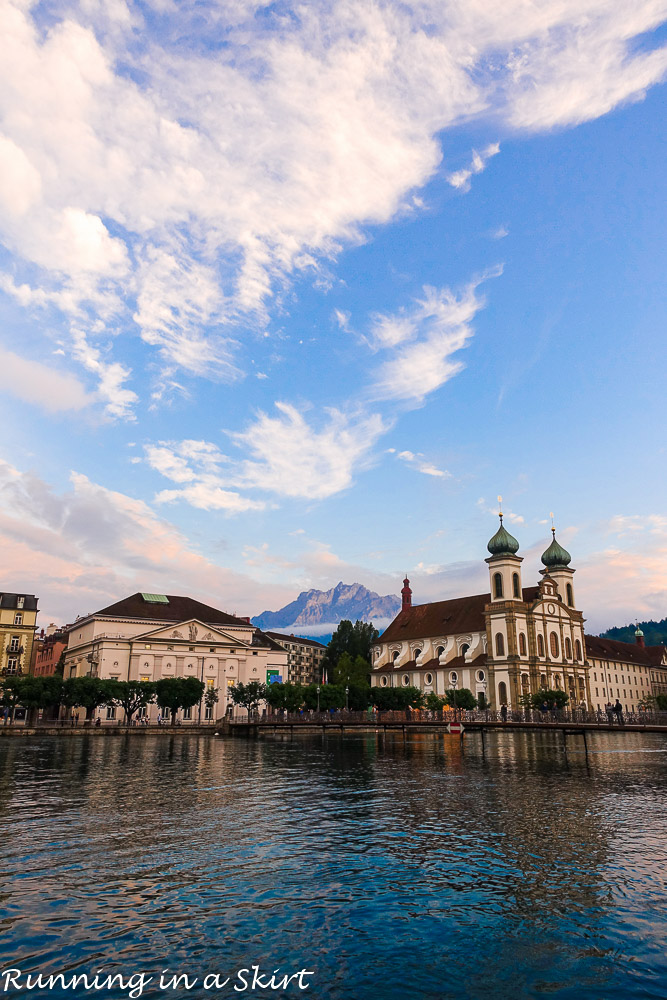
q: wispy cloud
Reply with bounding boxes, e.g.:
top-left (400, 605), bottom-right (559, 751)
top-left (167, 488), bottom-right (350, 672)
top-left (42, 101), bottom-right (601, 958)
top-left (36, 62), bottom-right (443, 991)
top-left (397, 450), bottom-right (451, 479)
top-left (447, 143), bottom-right (500, 192)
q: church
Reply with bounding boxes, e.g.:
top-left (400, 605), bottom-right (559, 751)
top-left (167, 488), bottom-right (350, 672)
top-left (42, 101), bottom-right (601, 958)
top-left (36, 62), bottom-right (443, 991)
top-left (370, 513), bottom-right (667, 711)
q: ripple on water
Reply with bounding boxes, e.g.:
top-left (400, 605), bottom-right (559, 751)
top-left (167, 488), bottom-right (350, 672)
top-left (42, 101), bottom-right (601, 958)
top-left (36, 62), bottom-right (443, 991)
top-left (0, 730), bottom-right (665, 1000)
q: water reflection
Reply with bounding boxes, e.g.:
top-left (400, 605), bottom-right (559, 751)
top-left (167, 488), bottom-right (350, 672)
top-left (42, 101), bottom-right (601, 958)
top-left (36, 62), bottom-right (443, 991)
top-left (0, 731), bottom-right (665, 1000)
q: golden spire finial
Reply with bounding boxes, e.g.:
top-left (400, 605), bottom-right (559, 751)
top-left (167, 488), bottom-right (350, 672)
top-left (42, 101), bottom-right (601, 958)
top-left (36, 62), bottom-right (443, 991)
top-left (497, 494), bottom-right (503, 520)
top-left (550, 511), bottom-right (555, 536)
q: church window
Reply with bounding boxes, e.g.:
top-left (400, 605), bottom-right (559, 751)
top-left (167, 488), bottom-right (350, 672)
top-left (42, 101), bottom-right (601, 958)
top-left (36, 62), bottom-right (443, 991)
top-left (380, 676), bottom-right (388, 687)
top-left (437, 646), bottom-right (445, 657)
top-left (575, 640), bottom-right (582, 661)
top-left (402, 674), bottom-right (410, 686)
top-left (425, 673), bottom-right (433, 685)
top-left (565, 637), bottom-right (572, 659)
top-left (477, 670), bottom-right (485, 682)
top-left (461, 643), bottom-right (469, 656)
top-left (449, 671), bottom-right (458, 684)
top-left (414, 648), bottom-right (422, 659)
top-left (540, 673), bottom-right (547, 688)
top-left (495, 634), bottom-right (505, 657)
top-left (392, 650), bottom-right (399, 661)
top-left (566, 583), bottom-right (574, 607)
top-left (537, 634), bottom-right (545, 657)
top-left (519, 633), bottom-right (526, 656)
top-left (550, 632), bottom-right (560, 658)
top-left (513, 574), bottom-right (521, 598)
top-left (498, 681), bottom-right (508, 705)
top-left (494, 573), bottom-right (503, 599)
top-left (554, 675), bottom-right (561, 689)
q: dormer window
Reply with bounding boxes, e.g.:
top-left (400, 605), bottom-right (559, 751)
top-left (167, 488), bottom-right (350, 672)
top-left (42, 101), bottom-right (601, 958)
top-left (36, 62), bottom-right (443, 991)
top-left (17, 597), bottom-right (24, 609)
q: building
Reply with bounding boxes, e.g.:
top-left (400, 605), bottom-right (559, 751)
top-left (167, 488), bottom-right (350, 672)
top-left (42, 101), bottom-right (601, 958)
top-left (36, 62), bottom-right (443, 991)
top-left (585, 632), bottom-right (667, 711)
top-left (0, 593), bottom-right (38, 677)
top-left (33, 625), bottom-right (69, 677)
top-left (371, 516), bottom-right (667, 711)
top-left (63, 592), bottom-right (288, 722)
top-left (264, 632), bottom-right (327, 685)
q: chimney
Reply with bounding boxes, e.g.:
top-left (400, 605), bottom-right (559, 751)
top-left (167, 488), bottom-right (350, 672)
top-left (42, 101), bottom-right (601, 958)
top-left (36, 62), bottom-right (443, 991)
top-left (401, 575), bottom-right (412, 612)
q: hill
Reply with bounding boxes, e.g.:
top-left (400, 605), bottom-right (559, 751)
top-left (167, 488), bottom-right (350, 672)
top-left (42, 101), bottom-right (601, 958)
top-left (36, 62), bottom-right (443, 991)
top-left (252, 581), bottom-right (400, 631)
top-left (600, 617), bottom-right (667, 646)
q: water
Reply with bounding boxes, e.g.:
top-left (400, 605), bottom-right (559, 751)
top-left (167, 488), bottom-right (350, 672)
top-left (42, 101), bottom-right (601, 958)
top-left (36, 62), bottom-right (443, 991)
top-left (0, 730), bottom-right (666, 1000)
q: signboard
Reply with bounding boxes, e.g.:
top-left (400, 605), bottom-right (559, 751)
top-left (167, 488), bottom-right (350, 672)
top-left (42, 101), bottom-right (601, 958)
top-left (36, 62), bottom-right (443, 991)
top-left (266, 670), bottom-right (283, 685)
top-left (447, 721), bottom-right (465, 735)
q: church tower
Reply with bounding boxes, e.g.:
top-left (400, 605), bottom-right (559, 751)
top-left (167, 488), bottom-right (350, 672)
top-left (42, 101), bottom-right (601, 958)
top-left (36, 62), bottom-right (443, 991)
top-left (401, 575), bottom-right (412, 612)
top-left (540, 526), bottom-right (576, 609)
top-left (485, 508), bottom-right (523, 602)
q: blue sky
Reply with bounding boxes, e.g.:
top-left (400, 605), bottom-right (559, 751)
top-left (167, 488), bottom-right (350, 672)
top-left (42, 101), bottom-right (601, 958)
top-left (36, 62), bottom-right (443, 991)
top-left (0, 0), bottom-right (665, 632)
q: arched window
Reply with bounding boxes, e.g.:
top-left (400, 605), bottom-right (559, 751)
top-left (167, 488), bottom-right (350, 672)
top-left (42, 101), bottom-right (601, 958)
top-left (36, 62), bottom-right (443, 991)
top-left (521, 673), bottom-right (529, 692)
top-left (566, 583), bottom-right (574, 607)
top-left (449, 671), bottom-right (458, 684)
top-left (565, 637), bottom-right (572, 659)
top-left (519, 633), bottom-right (527, 656)
top-left (537, 634), bottom-right (544, 657)
top-left (574, 640), bottom-right (582, 661)
top-left (550, 632), bottom-right (560, 658)
top-left (498, 681), bottom-right (508, 705)
top-left (461, 642), bottom-right (469, 657)
top-left (436, 646), bottom-right (445, 658)
top-left (513, 573), bottom-right (521, 598)
top-left (494, 573), bottom-right (504, 599)
top-left (392, 650), bottom-right (400, 662)
top-left (495, 633), bottom-right (505, 657)
top-left (554, 675), bottom-right (562, 690)
top-left (414, 648), bottom-right (422, 660)
top-left (540, 673), bottom-right (547, 688)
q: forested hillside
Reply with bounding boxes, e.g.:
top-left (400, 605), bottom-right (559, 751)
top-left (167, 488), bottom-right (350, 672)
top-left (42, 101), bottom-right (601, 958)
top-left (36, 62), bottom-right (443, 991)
top-left (600, 618), bottom-right (667, 645)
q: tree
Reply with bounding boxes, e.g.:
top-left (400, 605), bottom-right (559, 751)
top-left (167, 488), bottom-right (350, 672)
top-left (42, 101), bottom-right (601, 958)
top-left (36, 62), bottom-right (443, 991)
top-left (62, 676), bottom-right (114, 720)
top-left (106, 680), bottom-right (156, 726)
top-left (229, 680), bottom-right (267, 716)
top-left (323, 620), bottom-right (378, 678)
top-left (155, 677), bottom-right (205, 725)
top-left (0, 675), bottom-right (25, 721)
top-left (332, 652), bottom-right (371, 687)
top-left (369, 686), bottom-right (424, 711)
top-left (426, 692), bottom-right (445, 712)
top-left (529, 688), bottom-right (569, 710)
top-left (265, 682), bottom-right (304, 713)
top-left (656, 693), bottom-right (667, 711)
top-left (204, 686), bottom-right (219, 721)
top-left (444, 687), bottom-right (477, 711)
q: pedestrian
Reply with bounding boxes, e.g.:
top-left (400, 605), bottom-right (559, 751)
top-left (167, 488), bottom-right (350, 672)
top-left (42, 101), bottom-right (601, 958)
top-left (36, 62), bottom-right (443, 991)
top-left (157, 711), bottom-right (162, 727)
top-left (605, 701), bottom-right (614, 725)
top-left (95, 717), bottom-right (101, 728)
top-left (501, 703), bottom-right (508, 722)
top-left (541, 700), bottom-right (548, 718)
top-left (614, 699), bottom-right (624, 726)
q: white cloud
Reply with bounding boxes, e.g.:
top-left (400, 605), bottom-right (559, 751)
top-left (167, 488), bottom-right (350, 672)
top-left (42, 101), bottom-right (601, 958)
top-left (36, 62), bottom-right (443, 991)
top-left (447, 143), bottom-right (500, 192)
top-left (0, 0), bottom-right (664, 411)
top-left (0, 348), bottom-right (93, 413)
top-left (0, 458), bottom-right (291, 624)
top-left (397, 450), bottom-right (451, 479)
top-left (370, 275), bottom-right (500, 404)
top-left (145, 403), bottom-right (389, 506)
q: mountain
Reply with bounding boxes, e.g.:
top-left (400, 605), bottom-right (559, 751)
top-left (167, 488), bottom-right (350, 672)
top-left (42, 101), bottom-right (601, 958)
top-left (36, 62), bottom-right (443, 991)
top-left (600, 617), bottom-right (667, 646)
top-left (252, 581), bottom-right (401, 631)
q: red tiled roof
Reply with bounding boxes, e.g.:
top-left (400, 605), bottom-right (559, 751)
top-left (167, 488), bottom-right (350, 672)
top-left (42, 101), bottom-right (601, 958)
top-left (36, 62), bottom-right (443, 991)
top-left (585, 635), bottom-right (667, 667)
top-left (380, 587), bottom-right (540, 644)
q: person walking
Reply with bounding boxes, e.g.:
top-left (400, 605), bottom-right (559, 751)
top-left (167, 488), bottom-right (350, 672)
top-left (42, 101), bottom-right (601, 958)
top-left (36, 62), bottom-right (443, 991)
top-left (614, 699), bottom-right (624, 726)
top-left (605, 701), bottom-right (614, 725)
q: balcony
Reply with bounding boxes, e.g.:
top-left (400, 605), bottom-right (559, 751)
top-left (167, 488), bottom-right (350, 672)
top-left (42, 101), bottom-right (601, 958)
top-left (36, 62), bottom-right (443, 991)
top-left (5, 646), bottom-right (24, 655)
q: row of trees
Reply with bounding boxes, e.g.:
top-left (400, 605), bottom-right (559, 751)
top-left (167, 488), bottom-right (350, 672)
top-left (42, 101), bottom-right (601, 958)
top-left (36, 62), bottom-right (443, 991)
top-left (0, 674), bottom-right (217, 726)
top-left (229, 680), bottom-right (491, 714)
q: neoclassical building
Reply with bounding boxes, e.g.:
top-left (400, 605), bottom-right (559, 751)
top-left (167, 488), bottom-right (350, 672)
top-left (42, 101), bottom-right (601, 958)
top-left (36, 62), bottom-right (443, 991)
top-left (371, 518), bottom-right (594, 709)
top-left (64, 592), bottom-right (288, 722)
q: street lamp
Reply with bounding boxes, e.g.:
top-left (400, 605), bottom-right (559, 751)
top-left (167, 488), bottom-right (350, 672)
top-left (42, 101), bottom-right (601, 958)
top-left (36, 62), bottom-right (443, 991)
top-left (345, 685), bottom-right (349, 711)
top-left (451, 675), bottom-right (458, 720)
top-left (316, 684), bottom-right (321, 713)
top-left (482, 679), bottom-right (488, 721)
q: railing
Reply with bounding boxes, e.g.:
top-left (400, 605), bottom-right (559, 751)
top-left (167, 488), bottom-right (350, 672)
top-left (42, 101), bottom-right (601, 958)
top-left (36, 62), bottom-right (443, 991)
top-left (232, 708), bottom-right (667, 727)
top-left (5, 646), bottom-right (23, 655)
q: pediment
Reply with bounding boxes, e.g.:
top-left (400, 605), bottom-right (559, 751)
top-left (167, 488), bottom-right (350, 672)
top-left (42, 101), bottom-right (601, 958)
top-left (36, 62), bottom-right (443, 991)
top-left (134, 619), bottom-right (250, 646)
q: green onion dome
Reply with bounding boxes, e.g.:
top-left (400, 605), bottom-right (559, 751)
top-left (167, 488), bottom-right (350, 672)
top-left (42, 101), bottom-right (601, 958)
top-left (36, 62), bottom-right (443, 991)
top-left (487, 515), bottom-right (520, 556)
top-left (635, 626), bottom-right (644, 638)
top-left (541, 528), bottom-right (571, 568)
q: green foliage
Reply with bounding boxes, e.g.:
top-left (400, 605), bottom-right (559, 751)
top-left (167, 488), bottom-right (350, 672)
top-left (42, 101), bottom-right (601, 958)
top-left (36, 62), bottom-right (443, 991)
top-left (656, 693), bottom-right (667, 711)
top-left (530, 688), bottom-right (570, 710)
top-left (106, 679), bottom-right (156, 725)
top-left (477, 691), bottom-right (487, 709)
top-left (346, 683), bottom-right (371, 710)
top-left (426, 692), bottom-right (445, 712)
top-left (0, 675), bottom-right (25, 715)
top-left (229, 680), bottom-right (267, 713)
top-left (204, 687), bottom-right (219, 711)
top-left (155, 676), bottom-right (206, 724)
top-left (369, 686), bottom-right (424, 710)
top-left (323, 620), bottom-right (378, 677)
top-left (601, 618), bottom-right (667, 646)
top-left (62, 676), bottom-right (114, 714)
top-left (332, 652), bottom-right (371, 687)
top-left (444, 687), bottom-right (477, 710)
top-left (265, 682), bottom-right (304, 712)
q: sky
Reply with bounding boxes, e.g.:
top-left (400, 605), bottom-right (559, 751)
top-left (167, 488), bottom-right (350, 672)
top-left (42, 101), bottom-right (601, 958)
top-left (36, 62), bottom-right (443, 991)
top-left (0, 0), bottom-right (666, 634)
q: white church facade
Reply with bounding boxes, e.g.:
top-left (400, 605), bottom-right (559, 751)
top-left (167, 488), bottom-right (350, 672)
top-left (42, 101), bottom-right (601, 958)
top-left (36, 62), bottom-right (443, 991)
top-left (371, 517), bottom-right (592, 710)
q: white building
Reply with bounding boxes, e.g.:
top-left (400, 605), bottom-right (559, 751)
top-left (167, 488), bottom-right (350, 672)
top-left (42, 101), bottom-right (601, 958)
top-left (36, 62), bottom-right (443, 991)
top-left (64, 592), bottom-right (288, 722)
